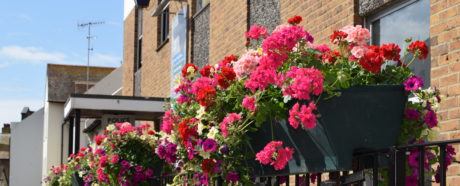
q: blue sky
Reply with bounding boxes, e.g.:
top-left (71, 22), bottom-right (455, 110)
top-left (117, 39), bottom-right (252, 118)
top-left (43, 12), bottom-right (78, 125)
top-left (0, 1), bottom-right (124, 124)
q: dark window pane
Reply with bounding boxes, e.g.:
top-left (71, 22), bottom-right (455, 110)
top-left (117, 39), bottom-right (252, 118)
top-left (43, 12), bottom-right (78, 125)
top-left (371, 0), bottom-right (430, 86)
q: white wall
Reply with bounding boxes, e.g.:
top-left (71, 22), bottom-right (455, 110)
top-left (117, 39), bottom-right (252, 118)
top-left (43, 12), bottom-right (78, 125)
top-left (41, 102), bottom-right (64, 182)
top-left (124, 0), bottom-right (135, 20)
top-left (10, 108), bottom-right (44, 186)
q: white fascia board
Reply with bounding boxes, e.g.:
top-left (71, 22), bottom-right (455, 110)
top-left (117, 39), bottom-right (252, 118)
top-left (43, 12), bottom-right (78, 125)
top-left (64, 97), bottom-right (165, 118)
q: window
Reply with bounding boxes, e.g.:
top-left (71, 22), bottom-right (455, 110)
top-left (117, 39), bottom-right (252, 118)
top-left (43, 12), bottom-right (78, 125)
top-left (159, 5), bottom-right (169, 46)
top-left (136, 8), bottom-right (143, 71)
top-left (367, 0), bottom-right (430, 86)
top-left (196, 0), bottom-right (210, 12)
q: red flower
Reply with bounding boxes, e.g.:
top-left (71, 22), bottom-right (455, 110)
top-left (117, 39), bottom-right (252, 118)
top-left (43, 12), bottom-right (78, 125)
top-left (380, 43), bottom-right (401, 61)
top-left (201, 159), bottom-right (216, 174)
top-left (330, 30), bottom-right (348, 44)
top-left (94, 135), bottom-right (105, 145)
top-left (218, 55), bottom-right (238, 70)
top-left (225, 55), bottom-right (238, 62)
top-left (216, 67), bottom-right (236, 89)
top-left (200, 65), bottom-right (215, 77)
top-left (147, 130), bottom-right (155, 135)
top-left (178, 119), bottom-right (197, 144)
top-left (322, 50), bottom-right (341, 64)
top-left (409, 41), bottom-right (428, 60)
top-left (367, 45), bottom-right (380, 53)
top-left (287, 15), bottom-right (302, 25)
top-left (359, 51), bottom-right (384, 74)
top-left (181, 63), bottom-right (198, 78)
top-left (197, 86), bottom-right (216, 107)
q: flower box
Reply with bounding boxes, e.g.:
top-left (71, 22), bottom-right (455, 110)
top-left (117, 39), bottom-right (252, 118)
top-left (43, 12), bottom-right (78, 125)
top-left (247, 85), bottom-right (407, 175)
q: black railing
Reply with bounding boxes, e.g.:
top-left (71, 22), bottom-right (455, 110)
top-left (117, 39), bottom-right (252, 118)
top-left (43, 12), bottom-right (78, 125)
top-left (155, 139), bottom-right (460, 186)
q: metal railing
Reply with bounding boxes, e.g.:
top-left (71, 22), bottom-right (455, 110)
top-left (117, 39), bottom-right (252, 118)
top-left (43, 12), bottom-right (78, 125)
top-left (154, 139), bottom-right (460, 186)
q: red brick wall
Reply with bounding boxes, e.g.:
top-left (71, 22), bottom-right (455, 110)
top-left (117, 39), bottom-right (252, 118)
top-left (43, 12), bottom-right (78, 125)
top-left (122, 9), bottom-right (136, 96)
top-left (430, 0), bottom-right (460, 183)
top-left (209, 0), bottom-right (248, 65)
top-left (279, 0), bottom-right (362, 45)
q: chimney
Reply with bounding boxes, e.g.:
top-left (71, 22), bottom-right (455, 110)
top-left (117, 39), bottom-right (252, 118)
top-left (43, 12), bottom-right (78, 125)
top-left (2, 124), bottom-right (10, 134)
top-left (21, 107), bottom-right (34, 120)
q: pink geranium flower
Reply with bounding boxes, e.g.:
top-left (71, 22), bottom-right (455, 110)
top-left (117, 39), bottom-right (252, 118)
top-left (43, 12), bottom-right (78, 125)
top-left (245, 24), bottom-right (268, 40)
top-left (242, 95), bottom-right (257, 112)
top-left (219, 113), bottom-right (242, 138)
top-left (255, 141), bottom-right (294, 170)
top-left (340, 25), bottom-right (370, 44)
top-left (233, 50), bottom-right (261, 79)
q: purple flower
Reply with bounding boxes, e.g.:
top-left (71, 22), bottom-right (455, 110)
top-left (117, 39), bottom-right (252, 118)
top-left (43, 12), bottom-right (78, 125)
top-left (202, 138), bottom-right (218, 152)
top-left (220, 145), bottom-right (229, 154)
top-left (226, 172), bottom-right (240, 182)
top-left (120, 160), bottom-right (131, 168)
top-left (405, 175), bottom-right (418, 186)
top-left (187, 149), bottom-right (194, 160)
top-left (403, 75), bottom-right (424, 91)
top-left (200, 173), bottom-right (209, 185)
top-left (144, 168), bottom-right (154, 178)
top-left (135, 165), bottom-right (143, 172)
top-left (408, 151), bottom-right (419, 168)
top-left (278, 176), bottom-right (287, 184)
top-left (405, 109), bottom-right (420, 120)
top-left (425, 109), bottom-right (438, 128)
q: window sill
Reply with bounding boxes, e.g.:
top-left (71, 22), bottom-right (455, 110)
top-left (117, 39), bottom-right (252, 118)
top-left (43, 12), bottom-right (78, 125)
top-left (156, 38), bottom-right (169, 52)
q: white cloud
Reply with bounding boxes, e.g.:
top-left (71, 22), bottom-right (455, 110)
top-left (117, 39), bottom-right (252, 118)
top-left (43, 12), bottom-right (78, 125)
top-left (0, 99), bottom-right (43, 124)
top-left (91, 53), bottom-right (121, 66)
top-left (0, 46), bottom-right (67, 64)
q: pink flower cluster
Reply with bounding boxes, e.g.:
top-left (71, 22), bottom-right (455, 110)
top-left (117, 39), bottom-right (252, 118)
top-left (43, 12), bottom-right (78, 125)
top-left (161, 110), bottom-right (179, 134)
top-left (242, 95), bottom-right (257, 112)
top-left (245, 24), bottom-right (268, 40)
top-left (283, 66), bottom-right (324, 100)
top-left (340, 25), bottom-right (370, 44)
top-left (219, 113), bottom-right (242, 138)
top-left (255, 141), bottom-right (295, 170)
top-left (288, 102), bottom-right (317, 129)
top-left (233, 50), bottom-right (261, 79)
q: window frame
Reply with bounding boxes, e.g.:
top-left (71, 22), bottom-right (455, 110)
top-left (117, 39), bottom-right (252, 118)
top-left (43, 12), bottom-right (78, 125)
top-left (365, 0), bottom-right (419, 45)
top-left (157, 3), bottom-right (170, 50)
top-left (135, 7), bottom-right (144, 72)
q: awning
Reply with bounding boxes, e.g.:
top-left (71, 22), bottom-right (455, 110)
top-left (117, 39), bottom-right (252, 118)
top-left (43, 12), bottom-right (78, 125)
top-left (64, 94), bottom-right (167, 120)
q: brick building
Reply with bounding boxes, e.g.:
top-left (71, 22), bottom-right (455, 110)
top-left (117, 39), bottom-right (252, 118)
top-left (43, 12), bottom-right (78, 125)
top-left (123, 0), bottom-right (460, 183)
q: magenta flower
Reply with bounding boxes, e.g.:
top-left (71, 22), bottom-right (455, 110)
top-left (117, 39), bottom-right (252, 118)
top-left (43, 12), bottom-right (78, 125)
top-left (226, 172), bottom-right (240, 182)
top-left (283, 66), bottom-right (324, 100)
top-left (219, 113), bottom-right (242, 138)
top-left (405, 175), bottom-right (418, 186)
top-left (242, 95), bottom-right (257, 112)
top-left (202, 138), bottom-right (218, 152)
top-left (403, 75), bottom-right (424, 91)
top-left (245, 24), bottom-right (268, 40)
top-left (425, 109), bottom-right (438, 128)
top-left (255, 141), bottom-right (294, 170)
top-left (405, 109), bottom-right (420, 120)
top-left (289, 102), bottom-right (317, 129)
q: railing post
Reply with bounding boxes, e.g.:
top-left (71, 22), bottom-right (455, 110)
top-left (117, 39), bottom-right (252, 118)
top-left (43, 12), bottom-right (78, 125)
top-left (439, 144), bottom-right (447, 186)
top-left (373, 154), bottom-right (379, 186)
top-left (418, 146), bottom-right (425, 186)
top-left (295, 174), bottom-right (299, 186)
top-left (395, 148), bottom-right (406, 186)
top-left (317, 173), bottom-right (322, 186)
top-left (305, 173), bottom-right (310, 186)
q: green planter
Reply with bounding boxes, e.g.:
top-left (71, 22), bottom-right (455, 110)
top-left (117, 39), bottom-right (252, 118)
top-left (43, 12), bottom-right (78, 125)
top-left (72, 172), bottom-right (85, 186)
top-left (247, 85), bottom-right (407, 175)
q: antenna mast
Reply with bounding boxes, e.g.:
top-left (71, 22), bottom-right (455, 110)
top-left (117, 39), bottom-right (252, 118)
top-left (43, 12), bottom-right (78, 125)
top-left (78, 21), bottom-right (104, 91)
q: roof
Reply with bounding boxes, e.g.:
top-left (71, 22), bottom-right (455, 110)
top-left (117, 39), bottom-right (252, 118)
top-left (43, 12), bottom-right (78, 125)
top-left (64, 94), bottom-right (167, 120)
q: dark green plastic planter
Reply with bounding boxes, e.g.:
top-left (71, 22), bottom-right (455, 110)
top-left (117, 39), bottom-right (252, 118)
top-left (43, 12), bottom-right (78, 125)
top-left (72, 172), bottom-right (85, 186)
top-left (247, 85), bottom-right (407, 175)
